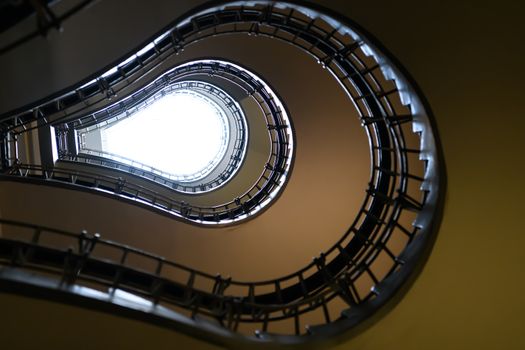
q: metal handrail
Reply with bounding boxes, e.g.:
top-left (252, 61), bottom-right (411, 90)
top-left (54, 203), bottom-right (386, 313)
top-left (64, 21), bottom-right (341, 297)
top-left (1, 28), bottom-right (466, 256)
top-left (0, 218), bottom-right (370, 318)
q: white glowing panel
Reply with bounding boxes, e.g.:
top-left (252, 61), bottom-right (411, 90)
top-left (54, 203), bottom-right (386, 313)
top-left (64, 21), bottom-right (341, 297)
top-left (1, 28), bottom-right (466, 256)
top-left (101, 91), bottom-right (228, 181)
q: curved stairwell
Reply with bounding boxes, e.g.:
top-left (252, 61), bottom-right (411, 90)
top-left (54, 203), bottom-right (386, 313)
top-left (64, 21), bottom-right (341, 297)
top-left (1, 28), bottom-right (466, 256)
top-left (0, 1), bottom-right (445, 348)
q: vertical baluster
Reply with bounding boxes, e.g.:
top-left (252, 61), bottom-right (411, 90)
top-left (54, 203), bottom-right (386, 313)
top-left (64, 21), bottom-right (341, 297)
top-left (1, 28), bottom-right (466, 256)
top-left (321, 296), bottom-right (331, 323)
top-left (31, 227), bottom-right (41, 244)
top-left (293, 307), bottom-right (300, 335)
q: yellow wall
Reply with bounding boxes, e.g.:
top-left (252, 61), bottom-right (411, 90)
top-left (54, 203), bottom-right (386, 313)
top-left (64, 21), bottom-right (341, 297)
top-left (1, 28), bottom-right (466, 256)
top-left (330, 0), bottom-right (525, 349)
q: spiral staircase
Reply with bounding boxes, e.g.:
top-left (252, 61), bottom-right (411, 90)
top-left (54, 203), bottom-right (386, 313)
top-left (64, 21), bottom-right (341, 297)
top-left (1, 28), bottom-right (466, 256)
top-left (0, 1), bottom-right (445, 349)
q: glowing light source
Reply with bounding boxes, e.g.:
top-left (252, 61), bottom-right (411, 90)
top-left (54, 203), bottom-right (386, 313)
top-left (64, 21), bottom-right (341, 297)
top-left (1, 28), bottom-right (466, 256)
top-left (100, 90), bottom-right (229, 181)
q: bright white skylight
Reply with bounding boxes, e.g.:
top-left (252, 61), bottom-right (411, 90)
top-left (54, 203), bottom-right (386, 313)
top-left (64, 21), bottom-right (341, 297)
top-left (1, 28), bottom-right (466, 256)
top-left (100, 90), bottom-right (229, 181)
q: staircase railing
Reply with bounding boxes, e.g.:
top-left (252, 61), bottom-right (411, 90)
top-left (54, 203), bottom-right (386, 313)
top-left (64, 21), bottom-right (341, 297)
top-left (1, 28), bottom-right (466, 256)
top-left (0, 1), bottom-right (445, 347)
